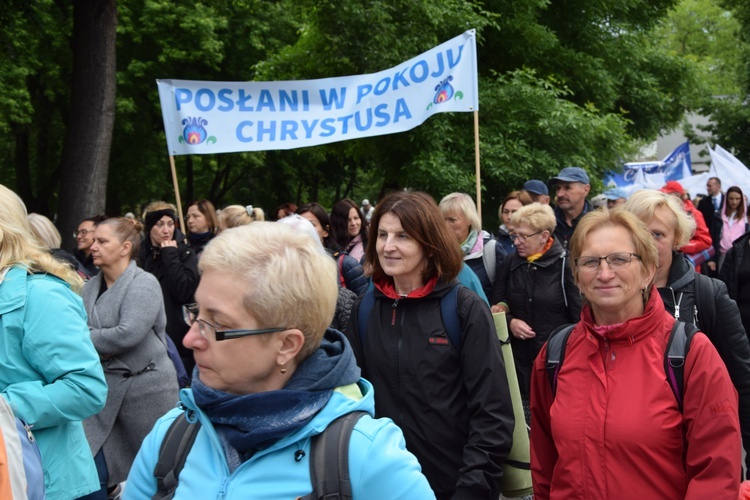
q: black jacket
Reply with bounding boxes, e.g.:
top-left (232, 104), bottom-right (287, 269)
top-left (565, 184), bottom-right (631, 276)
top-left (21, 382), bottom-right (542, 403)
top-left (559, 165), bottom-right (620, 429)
top-left (697, 193), bottom-right (724, 259)
top-left (659, 251), bottom-right (750, 470)
top-left (720, 230), bottom-right (750, 301)
top-left (346, 279), bottom-right (514, 500)
top-left (489, 236), bottom-right (581, 396)
top-left (137, 230), bottom-right (200, 371)
top-left (332, 250), bottom-right (368, 296)
top-left (553, 200), bottom-right (593, 250)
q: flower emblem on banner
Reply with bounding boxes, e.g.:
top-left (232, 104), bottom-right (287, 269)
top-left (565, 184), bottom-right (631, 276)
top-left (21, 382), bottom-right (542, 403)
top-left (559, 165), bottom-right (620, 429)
top-left (426, 76), bottom-right (465, 110)
top-left (178, 117), bottom-right (217, 145)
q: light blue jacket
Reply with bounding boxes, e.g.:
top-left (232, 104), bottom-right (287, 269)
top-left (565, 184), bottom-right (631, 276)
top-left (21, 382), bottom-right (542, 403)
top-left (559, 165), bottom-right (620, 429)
top-left (0, 266), bottom-right (108, 500)
top-left (124, 379), bottom-right (435, 499)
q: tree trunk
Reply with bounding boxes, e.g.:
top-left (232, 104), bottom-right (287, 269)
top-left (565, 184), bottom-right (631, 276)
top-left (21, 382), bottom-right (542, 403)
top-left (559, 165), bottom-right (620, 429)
top-left (57, 0), bottom-right (117, 250)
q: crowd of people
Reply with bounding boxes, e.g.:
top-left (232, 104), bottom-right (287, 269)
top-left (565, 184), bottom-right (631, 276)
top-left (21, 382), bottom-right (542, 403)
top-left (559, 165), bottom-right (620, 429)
top-left (1, 168), bottom-right (750, 499)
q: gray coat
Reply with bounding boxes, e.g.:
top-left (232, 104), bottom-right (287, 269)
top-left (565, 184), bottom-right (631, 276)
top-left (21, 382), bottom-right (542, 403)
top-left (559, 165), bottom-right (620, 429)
top-left (81, 260), bottom-right (179, 486)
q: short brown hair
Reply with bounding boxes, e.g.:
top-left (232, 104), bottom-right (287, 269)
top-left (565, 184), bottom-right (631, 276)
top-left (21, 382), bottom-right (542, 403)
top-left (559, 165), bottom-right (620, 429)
top-left (365, 191), bottom-right (463, 283)
top-left (187, 199), bottom-right (219, 235)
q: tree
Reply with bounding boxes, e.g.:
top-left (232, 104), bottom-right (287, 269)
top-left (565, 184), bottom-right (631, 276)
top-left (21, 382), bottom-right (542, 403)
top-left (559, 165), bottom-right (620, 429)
top-left (0, 0), bottom-right (719, 231)
top-left (57, 0), bottom-right (118, 248)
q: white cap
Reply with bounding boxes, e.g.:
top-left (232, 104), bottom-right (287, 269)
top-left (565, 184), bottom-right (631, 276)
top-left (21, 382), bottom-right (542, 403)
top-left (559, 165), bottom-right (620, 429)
top-left (362, 199), bottom-right (370, 206)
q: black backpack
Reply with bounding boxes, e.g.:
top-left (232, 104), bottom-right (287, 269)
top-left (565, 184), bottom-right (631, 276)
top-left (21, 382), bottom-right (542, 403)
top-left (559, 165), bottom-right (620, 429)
top-left (152, 410), bottom-right (366, 500)
top-left (545, 321), bottom-right (699, 411)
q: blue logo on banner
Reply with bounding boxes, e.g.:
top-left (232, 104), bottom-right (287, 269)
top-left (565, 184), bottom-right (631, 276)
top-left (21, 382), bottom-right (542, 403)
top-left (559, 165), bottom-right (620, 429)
top-left (178, 117), bottom-right (217, 146)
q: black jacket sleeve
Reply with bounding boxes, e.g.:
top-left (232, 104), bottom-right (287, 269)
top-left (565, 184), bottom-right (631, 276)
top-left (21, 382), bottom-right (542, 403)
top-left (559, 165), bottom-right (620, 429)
top-left (159, 243), bottom-right (200, 305)
top-left (340, 254), bottom-right (368, 296)
top-left (489, 254), bottom-right (512, 307)
top-left (453, 287), bottom-right (514, 499)
top-left (719, 247), bottom-right (738, 300)
top-left (706, 278), bottom-right (750, 471)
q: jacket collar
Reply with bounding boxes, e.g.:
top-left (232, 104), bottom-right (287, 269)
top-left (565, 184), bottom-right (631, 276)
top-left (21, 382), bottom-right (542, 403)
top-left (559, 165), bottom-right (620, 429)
top-left (509, 237), bottom-right (564, 270)
top-left (581, 288), bottom-right (670, 346)
top-left (665, 251), bottom-right (695, 291)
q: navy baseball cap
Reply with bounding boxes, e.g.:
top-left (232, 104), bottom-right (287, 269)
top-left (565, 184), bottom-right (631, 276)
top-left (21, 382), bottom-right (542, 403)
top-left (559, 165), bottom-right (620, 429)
top-left (549, 167), bottom-right (590, 185)
top-left (523, 180), bottom-right (548, 196)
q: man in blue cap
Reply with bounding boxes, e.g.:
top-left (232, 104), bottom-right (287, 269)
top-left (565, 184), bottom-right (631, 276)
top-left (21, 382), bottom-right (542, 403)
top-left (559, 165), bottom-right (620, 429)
top-left (603, 187), bottom-right (627, 209)
top-left (522, 179), bottom-right (550, 205)
top-left (549, 167), bottom-right (592, 249)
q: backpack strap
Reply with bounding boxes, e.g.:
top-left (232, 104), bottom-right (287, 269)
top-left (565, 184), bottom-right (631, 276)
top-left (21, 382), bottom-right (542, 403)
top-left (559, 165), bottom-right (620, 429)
top-left (482, 238), bottom-right (497, 284)
top-left (152, 412), bottom-right (202, 500)
top-left (545, 324), bottom-right (576, 397)
top-left (337, 253), bottom-right (346, 288)
top-left (440, 284), bottom-right (462, 352)
top-left (693, 273), bottom-right (717, 338)
top-left (308, 411), bottom-right (367, 500)
top-left (665, 321), bottom-right (699, 412)
top-left (357, 288), bottom-right (376, 348)
top-left (358, 284), bottom-right (463, 352)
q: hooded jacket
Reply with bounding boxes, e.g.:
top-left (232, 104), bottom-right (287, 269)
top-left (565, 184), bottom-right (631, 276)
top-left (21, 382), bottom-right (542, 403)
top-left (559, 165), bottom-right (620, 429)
top-left (0, 267), bottom-right (108, 500)
top-left (122, 330), bottom-right (434, 500)
top-left (530, 291), bottom-right (740, 499)
top-left (658, 251), bottom-right (750, 470)
top-left (346, 278), bottom-right (514, 500)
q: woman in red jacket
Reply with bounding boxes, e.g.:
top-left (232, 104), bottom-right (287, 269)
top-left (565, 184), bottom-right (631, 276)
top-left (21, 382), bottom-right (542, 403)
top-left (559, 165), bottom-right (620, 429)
top-left (530, 208), bottom-right (740, 499)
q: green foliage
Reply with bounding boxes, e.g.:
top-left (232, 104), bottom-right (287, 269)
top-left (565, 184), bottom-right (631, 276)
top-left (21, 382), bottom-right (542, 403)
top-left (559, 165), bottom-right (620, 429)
top-left (1, 0), bottom-right (738, 230)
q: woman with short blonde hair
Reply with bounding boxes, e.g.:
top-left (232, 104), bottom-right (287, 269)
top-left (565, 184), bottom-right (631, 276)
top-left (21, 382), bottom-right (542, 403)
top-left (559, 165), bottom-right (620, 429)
top-left (124, 222), bottom-right (434, 498)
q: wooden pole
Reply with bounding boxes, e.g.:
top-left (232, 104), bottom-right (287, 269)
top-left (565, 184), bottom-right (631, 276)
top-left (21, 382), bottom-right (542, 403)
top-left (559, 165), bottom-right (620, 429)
top-left (474, 110), bottom-right (482, 226)
top-left (169, 155), bottom-right (186, 234)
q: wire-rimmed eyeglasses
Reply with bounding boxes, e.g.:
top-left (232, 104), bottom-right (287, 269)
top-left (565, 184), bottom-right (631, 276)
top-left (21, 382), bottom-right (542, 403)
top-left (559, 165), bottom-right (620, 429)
top-left (182, 303), bottom-right (286, 341)
top-left (509, 230), bottom-right (544, 243)
top-left (574, 252), bottom-right (642, 272)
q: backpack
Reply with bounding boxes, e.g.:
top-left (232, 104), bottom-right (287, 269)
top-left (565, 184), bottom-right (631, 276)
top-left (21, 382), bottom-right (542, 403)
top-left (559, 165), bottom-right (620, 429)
top-left (357, 284), bottom-right (462, 351)
top-left (0, 396), bottom-right (45, 500)
top-left (545, 321), bottom-right (699, 411)
top-left (692, 273), bottom-right (717, 336)
top-left (152, 410), bottom-right (366, 500)
top-left (481, 238), bottom-right (498, 284)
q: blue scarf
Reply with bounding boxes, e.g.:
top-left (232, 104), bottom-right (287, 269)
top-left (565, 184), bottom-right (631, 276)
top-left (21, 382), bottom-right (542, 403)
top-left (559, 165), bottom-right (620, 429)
top-left (191, 329), bottom-right (360, 466)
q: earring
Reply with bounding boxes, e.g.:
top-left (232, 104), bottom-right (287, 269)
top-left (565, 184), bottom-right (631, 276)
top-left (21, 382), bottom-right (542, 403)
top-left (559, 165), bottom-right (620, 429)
top-left (280, 364), bottom-right (287, 374)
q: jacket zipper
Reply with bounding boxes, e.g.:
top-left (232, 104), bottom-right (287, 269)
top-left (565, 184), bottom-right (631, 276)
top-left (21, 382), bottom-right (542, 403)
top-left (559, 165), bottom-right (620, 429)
top-left (392, 297), bottom-right (404, 424)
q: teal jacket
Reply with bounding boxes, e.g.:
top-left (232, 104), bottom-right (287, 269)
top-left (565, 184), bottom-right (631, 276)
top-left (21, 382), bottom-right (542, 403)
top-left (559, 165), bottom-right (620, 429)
top-left (0, 266), bottom-right (108, 500)
top-left (124, 379), bottom-right (435, 499)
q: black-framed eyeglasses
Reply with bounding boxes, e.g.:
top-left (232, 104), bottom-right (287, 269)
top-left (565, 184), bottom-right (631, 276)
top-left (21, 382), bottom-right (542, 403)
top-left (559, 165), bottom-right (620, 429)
top-left (575, 252), bottom-right (642, 272)
top-left (182, 303), bottom-right (286, 341)
top-left (509, 230), bottom-right (544, 243)
top-left (73, 229), bottom-right (94, 238)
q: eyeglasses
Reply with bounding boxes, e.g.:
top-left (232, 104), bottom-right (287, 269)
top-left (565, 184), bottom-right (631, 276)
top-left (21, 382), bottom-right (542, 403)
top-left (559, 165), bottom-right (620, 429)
top-left (182, 303), bottom-right (287, 341)
top-left (509, 230), bottom-right (544, 242)
top-left (73, 229), bottom-right (94, 238)
top-left (575, 252), bottom-right (642, 272)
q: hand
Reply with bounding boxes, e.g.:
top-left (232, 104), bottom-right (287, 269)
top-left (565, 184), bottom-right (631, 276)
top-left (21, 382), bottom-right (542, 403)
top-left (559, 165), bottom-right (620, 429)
top-left (510, 318), bottom-right (536, 340)
top-left (707, 260), bottom-right (716, 271)
top-left (161, 240), bottom-right (177, 248)
top-left (491, 303), bottom-right (508, 314)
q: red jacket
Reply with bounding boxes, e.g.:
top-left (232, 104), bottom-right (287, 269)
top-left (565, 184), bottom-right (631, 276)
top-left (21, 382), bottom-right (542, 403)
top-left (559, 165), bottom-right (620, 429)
top-left (680, 199), bottom-right (712, 255)
top-left (530, 291), bottom-right (740, 499)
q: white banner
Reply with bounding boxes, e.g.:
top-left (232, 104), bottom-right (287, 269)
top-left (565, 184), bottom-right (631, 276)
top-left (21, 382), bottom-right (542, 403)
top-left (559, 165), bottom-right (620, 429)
top-left (157, 30), bottom-right (478, 155)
